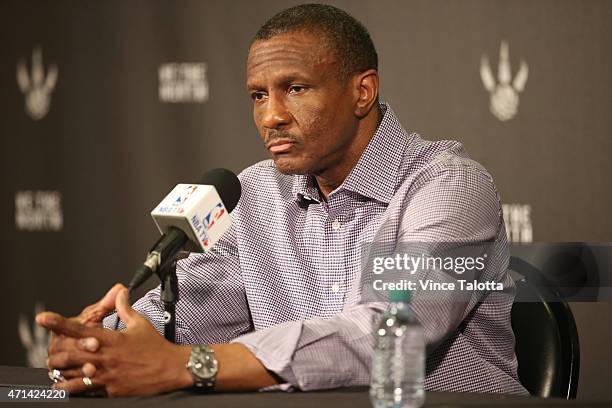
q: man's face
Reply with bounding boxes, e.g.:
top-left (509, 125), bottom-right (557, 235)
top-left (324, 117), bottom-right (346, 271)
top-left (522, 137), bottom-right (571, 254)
top-left (247, 31), bottom-right (359, 175)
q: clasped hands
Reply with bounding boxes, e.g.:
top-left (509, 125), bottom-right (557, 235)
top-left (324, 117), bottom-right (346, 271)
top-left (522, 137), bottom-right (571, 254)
top-left (36, 284), bottom-right (193, 397)
top-left (36, 284), bottom-right (279, 397)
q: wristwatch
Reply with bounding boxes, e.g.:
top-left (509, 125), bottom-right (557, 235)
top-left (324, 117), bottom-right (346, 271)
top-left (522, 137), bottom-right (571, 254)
top-left (186, 345), bottom-right (218, 389)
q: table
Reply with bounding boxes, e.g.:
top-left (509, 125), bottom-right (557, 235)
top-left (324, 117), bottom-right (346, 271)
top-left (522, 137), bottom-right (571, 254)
top-left (1, 366), bottom-right (610, 407)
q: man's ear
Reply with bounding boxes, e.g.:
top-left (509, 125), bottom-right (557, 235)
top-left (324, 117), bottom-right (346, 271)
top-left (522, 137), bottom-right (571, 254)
top-left (353, 69), bottom-right (379, 118)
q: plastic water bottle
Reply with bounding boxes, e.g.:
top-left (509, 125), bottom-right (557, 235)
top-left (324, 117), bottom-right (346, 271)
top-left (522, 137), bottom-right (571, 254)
top-left (370, 290), bottom-right (425, 408)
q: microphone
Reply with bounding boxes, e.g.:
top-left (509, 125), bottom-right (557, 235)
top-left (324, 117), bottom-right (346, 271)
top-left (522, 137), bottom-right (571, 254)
top-left (128, 168), bottom-right (241, 291)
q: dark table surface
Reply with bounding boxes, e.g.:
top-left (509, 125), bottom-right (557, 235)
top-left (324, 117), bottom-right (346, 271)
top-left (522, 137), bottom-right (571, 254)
top-left (1, 366), bottom-right (610, 408)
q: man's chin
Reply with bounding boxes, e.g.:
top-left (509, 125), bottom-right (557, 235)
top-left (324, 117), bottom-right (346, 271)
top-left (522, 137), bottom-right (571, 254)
top-left (272, 157), bottom-right (311, 175)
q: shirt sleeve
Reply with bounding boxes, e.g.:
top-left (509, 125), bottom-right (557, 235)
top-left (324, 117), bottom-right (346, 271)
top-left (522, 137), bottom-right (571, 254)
top-left (232, 302), bottom-right (385, 391)
top-left (396, 161), bottom-right (507, 351)
top-left (103, 222), bottom-right (253, 345)
top-left (232, 161), bottom-right (507, 390)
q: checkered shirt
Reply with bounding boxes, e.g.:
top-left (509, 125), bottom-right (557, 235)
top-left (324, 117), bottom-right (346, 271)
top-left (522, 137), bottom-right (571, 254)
top-left (104, 103), bottom-right (527, 395)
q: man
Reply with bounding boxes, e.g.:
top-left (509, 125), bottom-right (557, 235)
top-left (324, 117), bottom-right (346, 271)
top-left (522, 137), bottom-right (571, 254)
top-left (37, 4), bottom-right (527, 397)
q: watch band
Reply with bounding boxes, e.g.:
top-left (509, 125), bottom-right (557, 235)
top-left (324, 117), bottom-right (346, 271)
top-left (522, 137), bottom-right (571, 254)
top-left (186, 345), bottom-right (218, 389)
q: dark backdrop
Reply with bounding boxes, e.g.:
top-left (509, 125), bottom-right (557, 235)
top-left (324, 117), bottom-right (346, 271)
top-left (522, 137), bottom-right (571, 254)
top-left (1, 0), bottom-right (611, 399)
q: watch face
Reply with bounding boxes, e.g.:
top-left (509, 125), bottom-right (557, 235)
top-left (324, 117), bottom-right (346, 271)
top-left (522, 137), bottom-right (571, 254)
top-left (192, 354), bottom-right (218, 379)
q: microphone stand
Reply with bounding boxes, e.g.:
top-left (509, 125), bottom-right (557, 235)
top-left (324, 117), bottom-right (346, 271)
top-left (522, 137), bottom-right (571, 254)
top-left (158, 259), bottom-right (179, 343)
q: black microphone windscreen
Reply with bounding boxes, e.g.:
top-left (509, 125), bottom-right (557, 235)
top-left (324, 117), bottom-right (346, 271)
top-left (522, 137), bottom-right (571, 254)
top-left (199, 168), bottom-right (241, 212)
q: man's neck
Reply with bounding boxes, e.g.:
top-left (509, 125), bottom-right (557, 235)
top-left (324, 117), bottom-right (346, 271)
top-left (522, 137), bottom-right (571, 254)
top-left (314, 106), bottom-right (382, 200)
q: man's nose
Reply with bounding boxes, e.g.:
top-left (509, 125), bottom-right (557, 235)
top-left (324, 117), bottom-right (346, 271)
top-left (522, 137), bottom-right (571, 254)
top-left (261, 95), bottom-right (291, 129)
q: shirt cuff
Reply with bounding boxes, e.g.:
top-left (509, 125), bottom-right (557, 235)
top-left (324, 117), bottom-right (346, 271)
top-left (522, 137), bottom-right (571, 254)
top-left (230, 319), bottom-right (303, 390)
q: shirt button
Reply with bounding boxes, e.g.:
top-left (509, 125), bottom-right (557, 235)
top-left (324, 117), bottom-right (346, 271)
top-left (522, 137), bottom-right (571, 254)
top-left (331, 219), bottom-right (341, 230)
top-left (331, 283), bottom-right (340, 293)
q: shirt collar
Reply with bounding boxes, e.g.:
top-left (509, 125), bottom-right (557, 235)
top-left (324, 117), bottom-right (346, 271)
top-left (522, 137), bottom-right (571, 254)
top-left (292, 102), bottom-right (409, 204)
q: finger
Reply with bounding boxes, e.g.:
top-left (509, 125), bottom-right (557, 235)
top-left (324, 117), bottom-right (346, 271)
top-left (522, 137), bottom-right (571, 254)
top-left (47, 333), bottom-right (61, 355)
top-left (36, 311), bottom-right (60, 328)
top-left (48, 326), bottom-right (100, 354)
top-left (57, 368), bottom-right (82, 380)
top-left (115, 287), bottom-right (139, 328)
top-left (48, 349), bottom-right (101, 370)
top-left (79, 284), bottom-right (127, 325)
top-left (38, 313), bottom-right (109, 341)
top-left (100, 284), bottom-right (127, 311)
top-left (53, 376), bottom-right (103, 395)
top-left (59, 362), bottom-right (97, 380)
top-left (77, 337), bottom-right (100, 352)
top-left (48, 334), bottom-right (79, 354)
top-left (82, 363), bottom-right (96, 378)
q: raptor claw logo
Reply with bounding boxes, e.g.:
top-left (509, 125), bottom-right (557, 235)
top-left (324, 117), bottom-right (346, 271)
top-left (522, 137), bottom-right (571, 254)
top-left (18, 303), bottom-right (51, 368)
top-left (480, 41), bottom-right (528, 122)
top-left (16, 47), bottom-right (58, 120)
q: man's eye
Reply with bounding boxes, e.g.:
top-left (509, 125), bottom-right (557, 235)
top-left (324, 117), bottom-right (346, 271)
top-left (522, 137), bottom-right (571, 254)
top-left (251, 92), bottom-right (267, 101)
top-left (288, 85), bottom-right (306, 94)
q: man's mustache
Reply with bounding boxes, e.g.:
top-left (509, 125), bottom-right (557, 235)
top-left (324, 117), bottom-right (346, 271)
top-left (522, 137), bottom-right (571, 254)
top-left (265, 131), bottom-right (299, 144)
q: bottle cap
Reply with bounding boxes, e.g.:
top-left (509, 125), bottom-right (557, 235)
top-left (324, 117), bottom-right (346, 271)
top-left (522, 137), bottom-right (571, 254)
top-left (388, 289), bottom-right (412, 303)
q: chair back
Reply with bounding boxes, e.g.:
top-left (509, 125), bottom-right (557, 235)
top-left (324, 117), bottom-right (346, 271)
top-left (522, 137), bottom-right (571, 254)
top-left (510, 256), bottom-right (580, 399)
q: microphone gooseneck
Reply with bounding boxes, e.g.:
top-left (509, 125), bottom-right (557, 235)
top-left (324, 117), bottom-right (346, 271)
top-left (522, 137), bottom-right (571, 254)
top-left (113, 168), bottom-right (241, 332)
